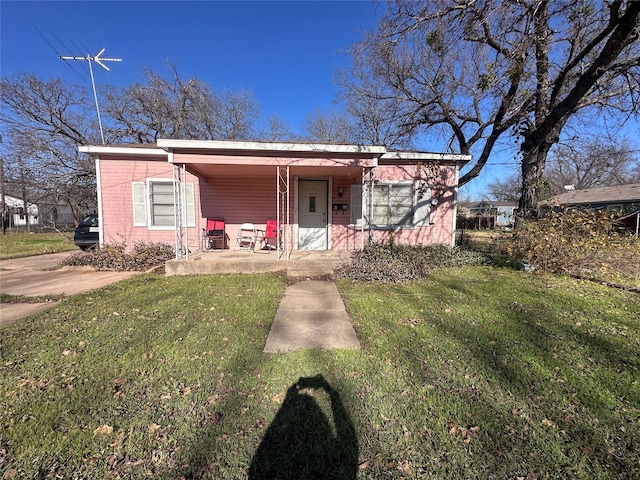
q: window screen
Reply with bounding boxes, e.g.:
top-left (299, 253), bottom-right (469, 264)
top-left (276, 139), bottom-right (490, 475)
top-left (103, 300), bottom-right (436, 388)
top-left (372, 183), bottom-right (414, 227)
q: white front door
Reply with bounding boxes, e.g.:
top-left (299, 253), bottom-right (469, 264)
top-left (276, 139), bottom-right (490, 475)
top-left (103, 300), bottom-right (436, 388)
top-left (299, 180), bottom-right (328, 250)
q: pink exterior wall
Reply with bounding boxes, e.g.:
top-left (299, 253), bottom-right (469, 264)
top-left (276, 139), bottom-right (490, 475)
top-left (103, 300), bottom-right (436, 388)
top-left (330, 164), bottom-right (457, 249)
top-left (199, 175), bottom-right (279, 249)
top-left (98, 158), bottom-right (202, 250)
top-left (99, 154), bottom-right (459, 252)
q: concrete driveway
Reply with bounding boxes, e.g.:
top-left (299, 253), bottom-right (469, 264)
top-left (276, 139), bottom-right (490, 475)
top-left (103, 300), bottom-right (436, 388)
top-left (0, 252), bottom-right (139, 325)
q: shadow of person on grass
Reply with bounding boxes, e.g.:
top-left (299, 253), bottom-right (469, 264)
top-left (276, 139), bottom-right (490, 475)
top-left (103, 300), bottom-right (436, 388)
top-left (249, 374), bottom-right (358, 480)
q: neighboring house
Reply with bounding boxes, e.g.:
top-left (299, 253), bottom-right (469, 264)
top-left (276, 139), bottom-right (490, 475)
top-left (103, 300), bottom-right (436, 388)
top-left (468, 200), bottom-right (517, 227)
top-left (38, 202), bottom-right (77, 226)
top-left (78, 139), bottom-right (470, 256)
top-left (544, 183), bottom-right (640, 214)
top-left (1, 195), bottom-right (39, 227)
top-left (544, 183), bottom-right (640, 236)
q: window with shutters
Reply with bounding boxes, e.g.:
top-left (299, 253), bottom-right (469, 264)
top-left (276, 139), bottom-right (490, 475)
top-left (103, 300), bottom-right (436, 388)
top-left (132, 180), bottom-right (195, 229)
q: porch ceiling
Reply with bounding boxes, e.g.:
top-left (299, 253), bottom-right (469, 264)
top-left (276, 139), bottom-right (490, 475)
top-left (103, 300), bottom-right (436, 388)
top-left (185, 163), bottom-right (369, 181)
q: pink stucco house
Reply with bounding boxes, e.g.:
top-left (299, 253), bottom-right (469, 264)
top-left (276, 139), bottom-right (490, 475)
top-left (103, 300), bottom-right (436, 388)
top-left (78, 139), bottom-right (469, 257)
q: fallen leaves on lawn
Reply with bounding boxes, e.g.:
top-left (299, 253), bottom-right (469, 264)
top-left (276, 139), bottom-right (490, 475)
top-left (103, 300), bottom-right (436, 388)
top-left (447, 422), bottom-right (480, 443)
top-left (93, 424), bottom-right (113, 435)
top-left (397, 460), bottom-right (413, 476)
top-left (542, 418), bottom-right (556, 427)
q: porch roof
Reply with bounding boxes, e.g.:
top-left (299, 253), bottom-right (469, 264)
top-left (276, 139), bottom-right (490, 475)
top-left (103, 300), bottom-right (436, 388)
top-left (79, 139), bottom-right (471, 177)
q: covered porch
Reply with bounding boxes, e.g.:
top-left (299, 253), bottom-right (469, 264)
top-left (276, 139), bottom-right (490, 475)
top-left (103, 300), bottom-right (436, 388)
top-left (160, 139), bottom-right (382, 259)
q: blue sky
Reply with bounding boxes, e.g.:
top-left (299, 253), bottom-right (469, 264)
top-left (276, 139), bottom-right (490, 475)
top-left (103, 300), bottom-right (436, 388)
top-left (4, 1), bottom-right (636, 199)
top-left (0, 0), bottom-right (520, 198)
top-left (1, 0), bottom-right (381, 130)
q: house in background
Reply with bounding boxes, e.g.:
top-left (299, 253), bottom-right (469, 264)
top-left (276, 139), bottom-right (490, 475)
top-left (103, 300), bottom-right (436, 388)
top-left (544, 183), bottom-right (640, 236)
top-left (545, 183), bottom-right (640, 214)
top-left (38, 201), bottom-right (77, 227)
top-left (1, 195), bottom-right (39, 228)
top-left (469, 201), bottom-right (517, 227)
top-left (458, 200), bottom-right (518, 229)
top-left (78, 139), bottom-right (470, 257)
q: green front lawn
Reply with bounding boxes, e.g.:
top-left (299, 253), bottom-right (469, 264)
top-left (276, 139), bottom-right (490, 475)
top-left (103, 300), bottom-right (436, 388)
top-left (0, 232), bottom-right (76, 260)
top-left (1, 268), bottom-right (638, 478)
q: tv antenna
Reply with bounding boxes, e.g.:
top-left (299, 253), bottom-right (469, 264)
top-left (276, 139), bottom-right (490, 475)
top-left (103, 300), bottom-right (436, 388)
top-left (60, 48), bottom-right (122, 144)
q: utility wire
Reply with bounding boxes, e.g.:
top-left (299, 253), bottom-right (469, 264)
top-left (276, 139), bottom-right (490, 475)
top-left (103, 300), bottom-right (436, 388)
top-left (35, 27), bottom-right (86, 82)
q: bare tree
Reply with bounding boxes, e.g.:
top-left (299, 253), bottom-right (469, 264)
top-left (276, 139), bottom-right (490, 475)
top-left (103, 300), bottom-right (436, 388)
top-left (102, 66), bottom-right (261, 142)
top-left (486, 173), bottom-right (524, 202)
top-left (258, 114), bottom-right (296, 142)
top-left (215, 89), bottom-right (261, 141)
top-left (546, 139), bottom-right (640, 192)
top-left (0, 74), bottom-right (98, 221)
top-left (303, 108), bottom-right (355, 143)
top-left (336, 54), bottom-right (415, 148)
top-left (340, 0), bottom-right (640, 217)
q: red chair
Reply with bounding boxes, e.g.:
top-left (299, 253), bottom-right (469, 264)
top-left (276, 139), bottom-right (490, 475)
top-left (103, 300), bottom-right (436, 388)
top-left (255, 219), bottom-right (281, 252)
top-left (203, 218), bottom-right (226, 250)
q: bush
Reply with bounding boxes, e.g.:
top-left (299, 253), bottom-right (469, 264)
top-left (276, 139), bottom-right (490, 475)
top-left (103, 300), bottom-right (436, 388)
top-left (507, 209), bottom-right (640, 278)
top-left (337, 243), bottom-right (488, 283)
top-left (61, 242), bottom-right (174, 271)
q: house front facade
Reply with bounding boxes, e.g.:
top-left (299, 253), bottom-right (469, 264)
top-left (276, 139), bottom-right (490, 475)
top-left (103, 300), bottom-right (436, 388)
top-left (78, 139), bottom-right (470, 257)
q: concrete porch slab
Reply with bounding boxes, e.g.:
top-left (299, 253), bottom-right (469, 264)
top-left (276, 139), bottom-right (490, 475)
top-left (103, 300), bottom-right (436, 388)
top-left (165, 250), bottom-right (353, 277)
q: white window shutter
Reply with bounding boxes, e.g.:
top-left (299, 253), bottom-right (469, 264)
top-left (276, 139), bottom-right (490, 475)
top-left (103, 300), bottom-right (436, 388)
top-left (132, 182), bottom-right (147, 226)
top-left (350, 184), bottom-right (363, 225)
top-left (183, 183), bottom-right (195, 227)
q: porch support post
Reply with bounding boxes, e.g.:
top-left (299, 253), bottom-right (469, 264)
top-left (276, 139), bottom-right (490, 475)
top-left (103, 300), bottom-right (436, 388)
top-left (451, 163), bottom-right (460, 248)
top-left (277, 166), bottom-right (290, 260)
top-left (182, 163), bottom-right (188, 260)
top-left (95, 157), bottom-right (104, 248)
top-left (367, 167), bottom-right (375, 245)
top-left (361, 167), bottom-right (365, 251)
top-left (170, 151), bottom-right (184, 259)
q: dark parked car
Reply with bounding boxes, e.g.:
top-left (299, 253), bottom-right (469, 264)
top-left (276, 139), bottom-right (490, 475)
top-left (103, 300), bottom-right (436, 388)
top-left (74, 214), bottom-right (99, 250)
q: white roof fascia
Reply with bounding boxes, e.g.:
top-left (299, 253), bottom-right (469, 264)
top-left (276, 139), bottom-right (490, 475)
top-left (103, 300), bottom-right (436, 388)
top-left (156, 138), bottom-right (387, 155)
top-left (78, 145), bottom-right (167, 156)
top-left (380, 152), bottom-right (471, 163)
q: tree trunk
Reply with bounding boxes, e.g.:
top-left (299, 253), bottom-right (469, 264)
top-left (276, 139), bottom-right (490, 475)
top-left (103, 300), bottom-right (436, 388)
top-left (518, 148), bottom-right (548, 218)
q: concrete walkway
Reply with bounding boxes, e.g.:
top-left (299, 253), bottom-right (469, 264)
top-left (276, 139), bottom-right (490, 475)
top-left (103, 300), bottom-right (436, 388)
top-left (0, 253), bottom-right (138, 325)
top-left (264, 280), bottom-right (360, 353)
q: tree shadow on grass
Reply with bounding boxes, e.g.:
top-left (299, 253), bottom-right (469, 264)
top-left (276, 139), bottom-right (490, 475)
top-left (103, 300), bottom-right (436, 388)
top-left (248, 374), bottom-right (358, 480)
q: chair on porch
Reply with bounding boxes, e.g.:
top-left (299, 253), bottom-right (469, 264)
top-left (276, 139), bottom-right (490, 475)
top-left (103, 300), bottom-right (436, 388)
top-left (255, 219), bottom-right (281, 252)
top-left (235, 222), bottom-right (256, 250)
top-left (202, 218), bottom-right (226, 250)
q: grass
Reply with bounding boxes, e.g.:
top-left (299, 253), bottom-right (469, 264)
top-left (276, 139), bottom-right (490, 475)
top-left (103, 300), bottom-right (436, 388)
top-left (1, 268), bottom-right (639, 479)
top-left (0, 232), bottom-right (76, 260)
top-left (456, 229), bottom-right (507, 253)
top-left (0, 293), bottom-right (65, 304)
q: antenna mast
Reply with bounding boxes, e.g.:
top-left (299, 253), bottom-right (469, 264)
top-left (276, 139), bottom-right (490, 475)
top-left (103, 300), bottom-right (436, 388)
top-left (60, 48), bottom-right (122, 144)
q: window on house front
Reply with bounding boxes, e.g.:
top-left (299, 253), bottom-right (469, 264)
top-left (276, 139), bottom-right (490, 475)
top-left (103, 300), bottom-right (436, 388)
top-left (352, 182), bottom-right (419, 228)
top-left (132, 180), bottom-right (195, 228)
top-left (151, 182), bottom-right (175, 226)
top-left (371, 183), bottom-right (414, 227)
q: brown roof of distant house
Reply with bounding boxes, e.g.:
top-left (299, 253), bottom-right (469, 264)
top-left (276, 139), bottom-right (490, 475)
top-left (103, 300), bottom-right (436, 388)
top-left (546, 183), bottom-right (640, 205)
